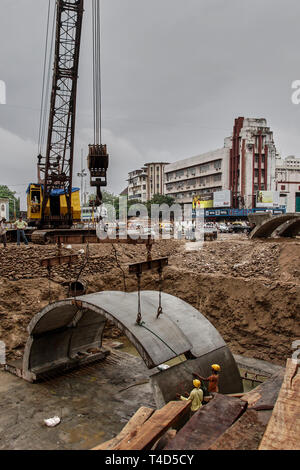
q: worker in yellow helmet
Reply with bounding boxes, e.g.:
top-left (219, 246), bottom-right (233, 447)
top-left (193, 364), bottom-right (221, 394)
top-left (176, 379), bottom-right (203, 416)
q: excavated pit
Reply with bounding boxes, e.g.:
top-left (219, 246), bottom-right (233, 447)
top-left (0, 236), bottom-right (299, 367)
top-left (0, 236), bottom-right (298, 450)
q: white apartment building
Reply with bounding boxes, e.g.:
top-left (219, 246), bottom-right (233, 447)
top-left (275, 155), bottom-right (300, 212)
top-left (164, 117), bottom-right (278, 210)
top-left (127, 162), bottom-right (168, 202)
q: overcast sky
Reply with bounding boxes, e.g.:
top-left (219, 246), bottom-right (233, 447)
top-left (1, 0), bottom-right (300, 209)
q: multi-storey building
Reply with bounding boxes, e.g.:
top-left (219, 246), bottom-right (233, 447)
top-left (229, 117), bottom-right (277, 209)
top-left (275, 155), bottom-right (300, 212)
top-left (164, 148), bottom-right (229, 206)
top-left (127, 162), bottom-right (168, 202)
top-left (164, 117), bottom-right (278, 210)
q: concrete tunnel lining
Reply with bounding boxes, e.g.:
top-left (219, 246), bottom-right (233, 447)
top-left (22, 291), bottom-right (242, 396)
top-left (250, 213), bottom-right (300, 239)
top-left (276, 218), bottom-right (300, 237)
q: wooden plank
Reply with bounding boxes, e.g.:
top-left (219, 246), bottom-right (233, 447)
top-left (210, 409), bottom-right (272, 450)
top-left (129, 258), bottom-right (168, 274)
top-left (164, 394), bottom-right (247, 451)
top-left (241, 368), bottom-right (285, 411)
top-left (92, 406), bottom-right (155, 450)
top-left (259, 359), bottom-right (300, 450)
top-left (114, 400), bottom-right (191, 451)
top-left (40, 254), bottom-right (79, 268)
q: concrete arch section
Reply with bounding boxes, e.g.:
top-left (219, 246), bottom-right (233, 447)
top-left (250, 214), bottom-right (300, 239)
top-left (22, 291), bottom-right (237, 389)
top-left (276, 217), bottom-right (300, 238)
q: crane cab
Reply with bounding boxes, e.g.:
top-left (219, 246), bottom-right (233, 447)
top-left (27, 184), bottom-right (43, 224)
top-left (27, 184), bottom-right (81, 227)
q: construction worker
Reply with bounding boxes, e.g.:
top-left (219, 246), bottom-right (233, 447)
top-left (176, 379), bottom-right (203, 416)
top-left (0, 218), bottom-right (7, 248)
top-left (14, 216), bottom-right (29, 246)
top-left (193, 364), bottom-right (221, 394)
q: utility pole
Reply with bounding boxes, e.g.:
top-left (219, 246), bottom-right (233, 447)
top-left (77, 149), bottom-right (87, 207)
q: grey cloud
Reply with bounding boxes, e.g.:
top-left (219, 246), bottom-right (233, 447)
top-left (1, 0), bottom-right (300, 208)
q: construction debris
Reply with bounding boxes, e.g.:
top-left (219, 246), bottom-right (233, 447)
top-left (95, 400), bottom-right (191, 451)
top-left (164, 394), bottom-right (247, 451)
top-left (44, 417), bottom-right (61, 428)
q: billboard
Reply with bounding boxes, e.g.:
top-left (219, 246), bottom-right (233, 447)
top-left (193, 193), bottom-right (213, 209)
top-left (213, 190), bottom-right (231, 208)
top-left (256, 191), bottom-right (280, 208)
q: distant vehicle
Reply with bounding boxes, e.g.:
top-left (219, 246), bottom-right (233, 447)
top-left (218, 224), bottom-right (230, 233)
top-left (229, 222), bottom-right (251, 234)
top-left (160, 222), bottom-right (174, 235)
top-left (204, 223), bottom-right (218, 241)
top-left (142, 226), bottom-right (157, 238)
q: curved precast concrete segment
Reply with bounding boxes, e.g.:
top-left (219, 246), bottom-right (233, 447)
top-left (22, 291), bottom-right (238, 389)
top-left (250, 214), bottom-right (300, 239)
top-left (276, 218), bottom-right (300, 238)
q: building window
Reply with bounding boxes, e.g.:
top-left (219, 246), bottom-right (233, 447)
top-left (187, 167), bottom-right (196, 176)
top-left (199, 163), bottom-right (210, 173)
top-left (281, 185), bottom-right (286, 190)
top-left (213, 174), bottom-right (222, 182)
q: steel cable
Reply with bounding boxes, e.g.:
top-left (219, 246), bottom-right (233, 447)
top-left (38, 0), bottom-right (51, 154)
top-left (92, 0), bottom-right (102, 145)
top-left (39, 1), bottom-right (56, 155)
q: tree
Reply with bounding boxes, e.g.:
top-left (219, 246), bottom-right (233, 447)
top-left (0, 185), bottom-right (20, 220)
top-left (146, 194), bottom-right (175, 216)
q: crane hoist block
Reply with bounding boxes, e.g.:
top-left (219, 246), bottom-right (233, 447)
top-left (88, 144), bottom-right (109, 188)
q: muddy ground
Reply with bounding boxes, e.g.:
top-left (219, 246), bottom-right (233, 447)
top-left (0, 234), bottom-right (299, 365)
top-left (0, 348), bottom-right (155, 450)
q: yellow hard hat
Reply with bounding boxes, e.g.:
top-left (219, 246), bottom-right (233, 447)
top-left (193, 379), bottom-right (201, 388)
top-left (212, 364), bottom-right (221, 372)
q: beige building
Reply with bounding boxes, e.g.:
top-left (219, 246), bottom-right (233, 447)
top-left (164, 148), bottom-right (228, 206)
top-left (276, 155), bottom-right (300, 212)
top-left (127, 162), bottom-right (169, 202)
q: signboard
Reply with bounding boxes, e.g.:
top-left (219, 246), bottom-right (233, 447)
top-left (213, 190), bottom-right (231, 208)
top-left (193, 193), bottom-right (213, 209)
top-left (256, 191), bottom-right (280, 208)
